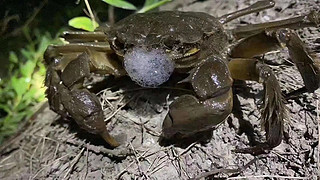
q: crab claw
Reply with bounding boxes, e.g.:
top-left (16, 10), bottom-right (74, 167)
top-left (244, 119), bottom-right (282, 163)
top-left (162, 56), bottom-right (233, 139)
top-left (60, 88), bottom-right (120, 147)
top-left (45, 50), bottom-right (120, 147)
top-left (162, 91), bottom-right (233, 139)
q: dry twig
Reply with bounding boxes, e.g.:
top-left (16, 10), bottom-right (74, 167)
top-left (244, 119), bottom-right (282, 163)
top-left (190, 155), bottom-right (263, 180)
top-left (227, 175), bottom-right (310, 179)
top-left (63, 148), bottom-right (85, 179)
top-left (81, 147), bottom-right (89, 180)
top-left (317, 100), bottom-right (320, 177)
top-left (66, 139), bottom-right (132, 158)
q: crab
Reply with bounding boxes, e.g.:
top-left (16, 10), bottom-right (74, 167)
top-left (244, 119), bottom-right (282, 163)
top-left (44, 0), bottom-right (320, 154)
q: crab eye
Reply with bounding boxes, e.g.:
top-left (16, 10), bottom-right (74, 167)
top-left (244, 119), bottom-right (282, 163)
top-left (164, 39), bottom-right (180, 50)
top-left (111, 38), bottom-right (125, 50)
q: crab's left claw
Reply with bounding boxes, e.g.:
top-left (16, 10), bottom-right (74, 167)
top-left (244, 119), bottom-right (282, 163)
top-left (162, 56), bottom-right (233, 140)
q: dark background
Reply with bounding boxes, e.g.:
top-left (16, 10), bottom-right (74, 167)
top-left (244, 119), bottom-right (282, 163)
top-left (0, 0), bottom-right (144, 78)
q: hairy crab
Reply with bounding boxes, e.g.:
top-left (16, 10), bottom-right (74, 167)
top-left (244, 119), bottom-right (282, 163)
top-left (44, 0), bottom-right (320, 154)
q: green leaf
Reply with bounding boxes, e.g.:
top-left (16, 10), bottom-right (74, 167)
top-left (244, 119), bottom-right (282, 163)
top-left (138, 0), bottom-right (171, 13)
top-left (21, 61), bottom-right (36, 78)
top-left (11, 77), bottom-right (29, 98)
top-left (23, 86), bottom-right (43, 104)
top-left (0, 104), bottom-right (11, 114)
top-left (9, 52), bottom-right (18, 64)
top-left (15, 99), bottom-right (31, 112)
top-left (68, 17), bottom-right (99, 32)
top-left (8, 52), bottom-right (18, 75)
top-left (37, 36), bottom-right (50, 54)
top-left (143, 0), bottom-right (158, 7)
top-left (102, 0), bottom-right (137, 10)
top-left (21, 49), bottom-right (33, 62)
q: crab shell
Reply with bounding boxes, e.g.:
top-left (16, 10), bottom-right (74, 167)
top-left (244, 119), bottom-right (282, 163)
top-left (104, 11), bottom-right (233, 138)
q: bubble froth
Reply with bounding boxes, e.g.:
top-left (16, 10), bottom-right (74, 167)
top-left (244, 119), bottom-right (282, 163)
top-left (124, 47), bottom-right (174, 87)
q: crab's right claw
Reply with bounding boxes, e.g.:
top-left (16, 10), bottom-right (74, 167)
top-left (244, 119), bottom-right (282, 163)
top-left (45, 51), bottom-right (120, 147)
top-left (59, 88), bottom-right (120, 147)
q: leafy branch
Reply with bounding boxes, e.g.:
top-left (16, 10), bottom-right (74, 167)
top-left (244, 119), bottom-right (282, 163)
top-left (0, 30), bottom-right (62, 144)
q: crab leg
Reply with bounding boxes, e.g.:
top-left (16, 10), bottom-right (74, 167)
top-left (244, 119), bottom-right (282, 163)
top-left (61, 31), bottom-right (107, 42)
top-left (47, 43), bottom-right (113, 54)
top-left (230, 30), bottom-right (280, 58)
top-left (45, 45), bottom-right (125, 147)
top-left (219, 0), bottom-right (275, 24)
top-left (230, 28), bottom-right (320, 93)
top-left (44, 42), bottom-right (123, 74)
top-left (162, 56), bottom-right (233, 139)
top-left (231, 10), bottom-right (320, 39)
top-left (228, 58), bottom-right (287, 154)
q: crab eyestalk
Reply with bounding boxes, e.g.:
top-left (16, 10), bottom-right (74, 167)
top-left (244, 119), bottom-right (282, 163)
top-left (123, 47), bottom-right (175, 87)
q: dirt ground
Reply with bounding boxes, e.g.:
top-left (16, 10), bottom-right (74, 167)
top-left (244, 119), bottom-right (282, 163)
top-left (0, 0), bottom-right (319, 179)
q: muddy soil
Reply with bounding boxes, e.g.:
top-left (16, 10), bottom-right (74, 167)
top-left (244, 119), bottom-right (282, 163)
top-left (0, 0), bottom-right (319, 179)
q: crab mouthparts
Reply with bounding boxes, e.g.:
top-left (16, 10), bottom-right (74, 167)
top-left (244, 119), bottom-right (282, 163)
top-left (124, 47), bottom-right (175, 88)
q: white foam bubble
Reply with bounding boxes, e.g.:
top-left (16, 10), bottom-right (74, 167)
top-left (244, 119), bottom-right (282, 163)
top-left (124, 47), bottom-right (174, 87)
